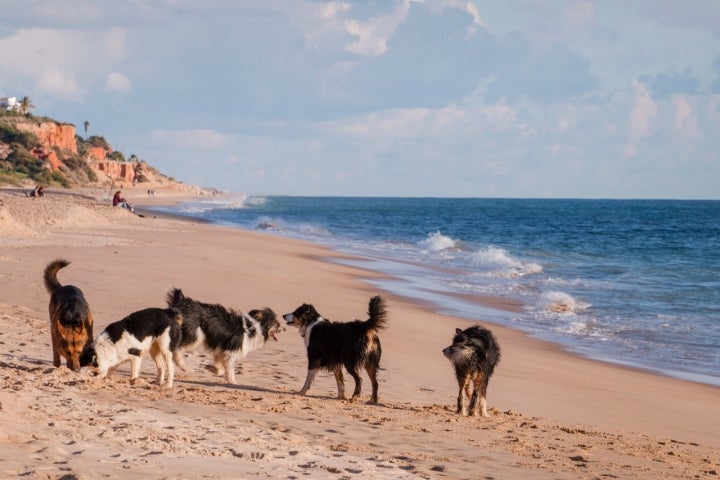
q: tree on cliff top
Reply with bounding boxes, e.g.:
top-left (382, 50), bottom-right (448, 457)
top-left (18, 96), bottom-right (35, 115)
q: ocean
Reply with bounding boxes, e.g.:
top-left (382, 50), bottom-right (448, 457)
top-left (153, 196), bottom-right (720, 387)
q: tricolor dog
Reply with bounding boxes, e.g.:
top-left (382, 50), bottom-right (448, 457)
top-left (166, 288), bottom-right (282, 385)
top-left (80, 307), bottom-right (183, 388)
top-left (284, 296), bottom-right (388, 404)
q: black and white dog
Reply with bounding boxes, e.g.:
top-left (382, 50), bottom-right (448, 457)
top-left (80, 307), bottom-right (183, 388)
top-left (442, 325), bottom-right (501, 417)
top-left (284, 296), bottom-right (388, 404)
top-left (166, 288), bottom-right (282, 385)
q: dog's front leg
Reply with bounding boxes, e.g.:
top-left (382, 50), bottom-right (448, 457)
top-left (164, 351), bottom-right (175, 389)
top-left (129, 355), bottom-right (142, 382)
top-left (51, 335), bottom-right (61, 368)
top-left (223, 353), bottom-right (237, 385)
top-left (298, 369), bottom-right (318, 395)
top-left (332, 366), bottom-right (346, 400)
top-left (457, 376), bottom-right (472, 416)
top-left (150, 343), bottom-right (165, 386)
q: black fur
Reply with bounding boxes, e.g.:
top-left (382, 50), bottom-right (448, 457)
top-left (79, 307), bottom-right (183, 369)
top-left (442, 325), bottom-right (501, 417)
top-left (284, 296), bottom-right (387, 404)
top-left (79, 307), bottom-right (183, 388)
top-left (103, 307), bottom-right (183, 349)
top-left (165, 288), bottom-right (282, 384)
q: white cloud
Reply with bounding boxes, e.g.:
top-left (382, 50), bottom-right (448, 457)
top-left (0, 26), bottom-right (129, 101)
top-left (317, 1), bottom-right (350, 20)
top-left (482, 102), bottom-right (516, 131)
top-left (149, 129), bottom-right (231, 150)
top-left (105, 72), bottom-right (131, 92)
top-left (36, 68), bottom-right (81, 99)
top-left (103, 27), bottom-right (128, 61)
top-left (671, 96), bottom-right (700, 140)
top-left (344, 3), bottom-right (410, 56)
top-left (330, 105), bottom-right (465, 138)
top-left (626, 80), bottom-right (658, 157)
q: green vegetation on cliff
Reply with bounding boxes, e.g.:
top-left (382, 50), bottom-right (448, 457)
top-left (0, 111), bottom-right (103, 187)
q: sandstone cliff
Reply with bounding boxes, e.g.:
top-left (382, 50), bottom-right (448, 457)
top-left (12, 120), bottom-right (77, 153)
top-left (4, 117), bottom-right (173, 187)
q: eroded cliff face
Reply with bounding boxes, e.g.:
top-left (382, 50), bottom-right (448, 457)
top-left (13, 121), bottom-right (77, 154)
top-left (4, 117), bottom-right (176, 187)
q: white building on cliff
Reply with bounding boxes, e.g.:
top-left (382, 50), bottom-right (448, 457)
top-left (0, 96), bottom-right (18, 111)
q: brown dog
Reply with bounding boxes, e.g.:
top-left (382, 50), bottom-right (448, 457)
top-left (43, 259), bottom-right (94, 371)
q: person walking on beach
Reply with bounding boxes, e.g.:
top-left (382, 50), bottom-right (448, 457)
top-left (112, 190), bottom-right (134, 213)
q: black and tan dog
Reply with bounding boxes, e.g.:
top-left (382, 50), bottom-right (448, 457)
top-left (43, 259), bottom-right (94, 371)
top-left (284, 296), bottom-right (388, 404)
top-left (442, 325), bottom-right (501, 417)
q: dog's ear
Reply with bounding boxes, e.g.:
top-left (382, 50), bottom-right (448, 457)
top-left (455, 328), bottom-right (463, 334)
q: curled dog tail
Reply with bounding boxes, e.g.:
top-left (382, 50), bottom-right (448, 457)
top-left (166, 287), bottom-right (185, 309)
top-left (366, 295), bottom-right (388, 332)
top-left (43, 259), bottom-right (70, 294)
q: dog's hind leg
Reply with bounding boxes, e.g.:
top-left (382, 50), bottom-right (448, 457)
top-left (150, 343), bottom-right (166, 386)
top-left (164, 349), bottom-right (175, 389)
top-left (332, 366), bottom-right (346, 400)
top-left (346, 366), bottom-right (363, 403)
top-left (173, 350), bottom-right (189, 372)
top-left (365, 363), bottom-right (380, 404)
top-left (475, 375), bottom-right (490, 417)
top-left (298, 368), bottom-right (318, 395)
top-left (212, 352), bottom-right (228, 379)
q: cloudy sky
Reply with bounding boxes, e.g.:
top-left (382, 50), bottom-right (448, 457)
top-left (2, 1), bottom-right (719, 198)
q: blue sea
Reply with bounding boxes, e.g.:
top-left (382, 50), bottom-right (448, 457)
top-left (154, 197), bottom-right (720, 387)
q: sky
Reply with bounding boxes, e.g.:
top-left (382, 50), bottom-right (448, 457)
top-left (1, 0), bottom-right (719, 198)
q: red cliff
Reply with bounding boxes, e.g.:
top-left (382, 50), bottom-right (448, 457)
top-left (13, 121), bottom-right (77, 154)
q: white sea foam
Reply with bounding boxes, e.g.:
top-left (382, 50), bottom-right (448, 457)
top-left (418, 231), bottom-right (457, 252)
top-left (537, 291), bottom-right (589, 315)
top-left (176, 194), bottom-right (257, 214)
top-left (471, 246), bottom-right (543, 277)
top-left (253, 216), bottom-right (330, 237)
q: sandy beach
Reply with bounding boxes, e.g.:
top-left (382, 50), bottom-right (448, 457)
top-left (0, 187), bottom-right (718, 479)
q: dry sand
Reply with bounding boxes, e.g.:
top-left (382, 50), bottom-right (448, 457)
top-left (0, 187), bottom-right (718, 479)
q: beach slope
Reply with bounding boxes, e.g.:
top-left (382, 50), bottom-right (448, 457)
top-left (0, 188), bottom-right (718, 479)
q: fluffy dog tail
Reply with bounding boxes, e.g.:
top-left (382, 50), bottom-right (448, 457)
top-left (366, 295), bottom-right (388, 332)
top-left (166, 287), bottom-right (185, 308)
top-left (169, 306), bottom-right (183, 326)
top-left (43, 259), bottom-right (70, 294)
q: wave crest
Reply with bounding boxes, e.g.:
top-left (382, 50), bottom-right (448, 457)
top-left (471, 246), bottom-right (542, 277)
top-left (538, 291), bottom-right (589, 315)
top-left (418, 231), bottom-right (457, 252)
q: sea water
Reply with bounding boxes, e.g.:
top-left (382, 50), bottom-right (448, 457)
top-left (155, 197), bottom-right (720, 386)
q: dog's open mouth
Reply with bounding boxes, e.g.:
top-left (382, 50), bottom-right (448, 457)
top-left (271, 332), bottom-right (278, 342)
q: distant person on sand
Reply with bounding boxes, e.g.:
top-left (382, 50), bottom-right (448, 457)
top-left (112, 190), bottom-right (134, 213)
top-left (29, 186), bottom-right (44, 199)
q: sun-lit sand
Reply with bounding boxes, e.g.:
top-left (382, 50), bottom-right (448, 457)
top-left (1, 187), bottom-right (718, 479)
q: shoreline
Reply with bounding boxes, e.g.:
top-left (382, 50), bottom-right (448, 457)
top-left (1, 188), bottom-right (718, 478)
top-left (141, 192), bottom-right (720, 390)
